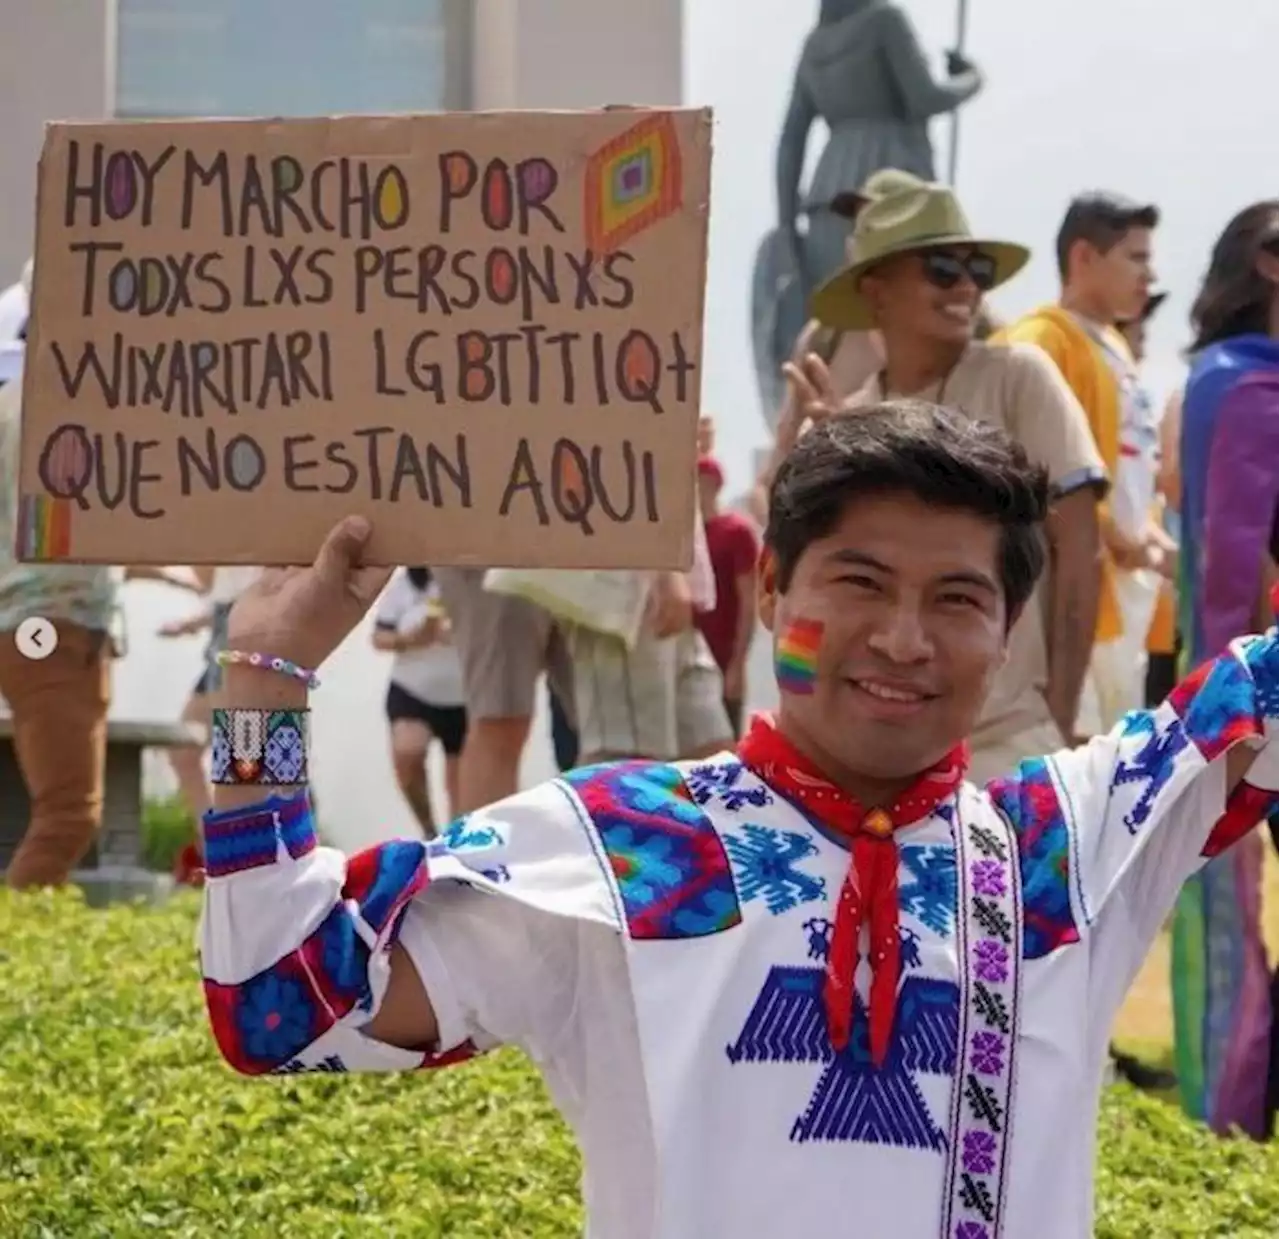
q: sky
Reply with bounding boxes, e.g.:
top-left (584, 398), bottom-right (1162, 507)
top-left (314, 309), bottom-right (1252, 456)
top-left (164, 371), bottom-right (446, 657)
top-left (110, 1), bottom-right (1279, 848)
top-left (686, 0), bottom-right (1280, 492)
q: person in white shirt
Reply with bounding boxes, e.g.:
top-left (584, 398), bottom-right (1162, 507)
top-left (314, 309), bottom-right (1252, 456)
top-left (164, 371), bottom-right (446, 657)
top-left (1107, 292), bottom-right (1179, 710)
top-left (371, 568), bottom-right (467, 837)
top-left (560, 418), bottom-right (732, 765)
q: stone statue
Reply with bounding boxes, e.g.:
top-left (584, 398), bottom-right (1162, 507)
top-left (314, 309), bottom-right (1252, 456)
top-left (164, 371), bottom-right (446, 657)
top-left (751, 0), bottom-right (983, 424)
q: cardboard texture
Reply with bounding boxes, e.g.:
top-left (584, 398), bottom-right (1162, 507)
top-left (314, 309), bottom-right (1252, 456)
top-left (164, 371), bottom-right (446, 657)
top-left (17, 108), bottom-right (712, 568)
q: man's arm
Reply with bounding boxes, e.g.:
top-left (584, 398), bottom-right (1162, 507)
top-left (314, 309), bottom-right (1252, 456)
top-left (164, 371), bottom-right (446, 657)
top-left (988, 626), bottom-right (1275, 1065)
top-left (1002, 343), bottom-right (1110, 740)
top-left (202, 665), bottom-right (444, 1067)
top-left (198, 521), bottom-right (607, 1077)
top-left (157, 606), bottom-right (214, 638)
top-left (124, 565), bottom-right (203, 592)
top-left (1044, 486), bottom-right (1103, 740)
top-left (1156, 390), bottom-right (1182, 511)
top-left (725, 562), bottom-right (760, 701)
top-left (365, 946), bottom-right (440, 1049)
top-left (202, 669), bottom-right (594, 1075)
top-left (372, 615), bottom-right (445, 653)
top-left (732, 566), bottom-right (758, 664)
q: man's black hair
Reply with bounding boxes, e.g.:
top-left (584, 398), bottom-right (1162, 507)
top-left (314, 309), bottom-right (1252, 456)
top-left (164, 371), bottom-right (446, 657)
top-left (766, 401), bottom-right (1050, 621)
top-left (1056, 193), bottom-right (1159, 280)
top-left (406, 566), bottom-right (432, 591)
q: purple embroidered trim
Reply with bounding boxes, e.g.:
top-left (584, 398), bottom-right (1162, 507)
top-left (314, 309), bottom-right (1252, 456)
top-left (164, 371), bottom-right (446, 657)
top-left (202, 791), bottom-right (316, 878)
top-left (942, 793), bottom-right (1022, 1239)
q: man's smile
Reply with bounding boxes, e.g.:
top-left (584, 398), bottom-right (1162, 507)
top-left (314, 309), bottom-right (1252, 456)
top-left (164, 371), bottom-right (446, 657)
top-left (844, 676), bottom-right (941, 717)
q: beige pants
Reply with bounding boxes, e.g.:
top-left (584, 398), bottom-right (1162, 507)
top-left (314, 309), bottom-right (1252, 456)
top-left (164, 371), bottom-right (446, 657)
top-left (969, 719), bottom-right (1069, 786)
top-left (432, 566), bottom-right (574, 725)
top-left (1078, 568), bottom-right (1162, 737)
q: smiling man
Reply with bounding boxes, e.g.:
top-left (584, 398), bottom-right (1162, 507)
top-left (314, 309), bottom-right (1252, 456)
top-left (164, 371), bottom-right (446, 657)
top-left (197, 404), bottom-right (1276, 1239)
top-left (816, 181), bottom-right (1107, 779)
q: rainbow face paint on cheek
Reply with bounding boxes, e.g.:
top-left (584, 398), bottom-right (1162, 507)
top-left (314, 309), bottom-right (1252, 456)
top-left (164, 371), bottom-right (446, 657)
top-left (775, 618), bottom-right (824, 695)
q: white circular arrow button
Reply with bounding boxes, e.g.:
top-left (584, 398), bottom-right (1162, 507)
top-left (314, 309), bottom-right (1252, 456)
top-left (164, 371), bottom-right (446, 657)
top-left (15, 617), bottom-right (58, 661)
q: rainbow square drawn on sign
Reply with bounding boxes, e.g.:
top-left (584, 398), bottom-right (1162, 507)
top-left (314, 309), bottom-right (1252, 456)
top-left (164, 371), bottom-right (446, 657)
top-left (613, 150), bottom-right (652, 203)
top-left (584, 114), bottom-right (684, 253)
top-left (776, 618), bottom-right (823, 695)
top-left (17, 495), bottom-right (73, 561)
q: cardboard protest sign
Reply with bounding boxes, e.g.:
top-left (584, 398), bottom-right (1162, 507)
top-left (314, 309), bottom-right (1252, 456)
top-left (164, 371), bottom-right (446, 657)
top-left (18, 108), bottom-right (712, 568)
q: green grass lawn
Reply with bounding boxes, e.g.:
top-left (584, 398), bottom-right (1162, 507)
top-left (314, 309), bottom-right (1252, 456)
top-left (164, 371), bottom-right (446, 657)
top-left (0, 889), bottom-right (1275, 1238)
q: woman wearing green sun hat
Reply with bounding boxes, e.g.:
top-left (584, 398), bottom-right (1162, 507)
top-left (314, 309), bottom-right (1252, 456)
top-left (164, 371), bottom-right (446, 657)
top-left (790, 181), bottom-right (1111, 784)
top-left (783, 170), bottom-right (927, 409)
top-left (808, 180), bottom-right (1031, 332)
top-left (750, 169), bottom-right (933, 525)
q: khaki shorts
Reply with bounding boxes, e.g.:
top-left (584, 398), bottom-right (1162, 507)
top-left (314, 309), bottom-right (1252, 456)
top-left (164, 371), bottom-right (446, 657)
top-left (432, 567), bottom-right (574, 725)
top-left (566, 624), bottom-right (733, 762)
top-left (969, 719), bottom-right (1069, 786)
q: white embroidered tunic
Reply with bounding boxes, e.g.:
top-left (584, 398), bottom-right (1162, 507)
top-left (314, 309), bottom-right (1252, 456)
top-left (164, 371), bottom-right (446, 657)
top-left (199, 631), bottom-right (1278, 1239)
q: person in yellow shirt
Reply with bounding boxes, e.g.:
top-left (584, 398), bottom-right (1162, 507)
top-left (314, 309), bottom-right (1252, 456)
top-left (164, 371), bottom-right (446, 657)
top-left (999, 194), bottom-right (1170, 733)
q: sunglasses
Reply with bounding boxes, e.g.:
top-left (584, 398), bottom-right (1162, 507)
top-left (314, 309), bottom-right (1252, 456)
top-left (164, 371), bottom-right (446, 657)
top-left (1264, 235), bottom-right (1279, 256)
top-left (920, 250), bottom-right (998, 292)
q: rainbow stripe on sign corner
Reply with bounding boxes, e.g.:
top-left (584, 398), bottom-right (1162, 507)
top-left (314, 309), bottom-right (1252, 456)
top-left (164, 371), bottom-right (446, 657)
top-left (584, 113), bottom-right (684, 254)
top-left (17, 494), bottom-right (73, 560)
top-left (775, 618), bottom-right (823, 695)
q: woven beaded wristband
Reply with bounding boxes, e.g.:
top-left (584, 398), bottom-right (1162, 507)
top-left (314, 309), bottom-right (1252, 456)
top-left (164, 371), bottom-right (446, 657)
top-left (215, 649), bottom-right (321, 691)
top-left (210, 707), bottom-right (310, 786)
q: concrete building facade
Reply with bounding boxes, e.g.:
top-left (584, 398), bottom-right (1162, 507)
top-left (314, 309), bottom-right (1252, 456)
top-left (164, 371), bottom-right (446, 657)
top-left (0, 0), bottom-right (683, 284)
top-left (0, 0), bottom-right (685, 846)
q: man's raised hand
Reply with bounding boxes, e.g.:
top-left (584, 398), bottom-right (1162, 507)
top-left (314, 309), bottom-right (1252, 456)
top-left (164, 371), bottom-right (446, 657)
top-left (226, 517), bottom-right (393, 673)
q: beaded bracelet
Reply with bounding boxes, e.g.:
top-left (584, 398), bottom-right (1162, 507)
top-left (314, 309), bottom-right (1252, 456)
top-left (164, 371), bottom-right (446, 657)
top-left (210, 707), bottom-right (310, 786)
top-left (215, 649), bottom-right (321, 691)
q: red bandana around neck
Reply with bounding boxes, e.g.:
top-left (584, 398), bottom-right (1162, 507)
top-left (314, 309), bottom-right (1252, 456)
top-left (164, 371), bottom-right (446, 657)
top-left (737, 714), bottom-right (968, 1067)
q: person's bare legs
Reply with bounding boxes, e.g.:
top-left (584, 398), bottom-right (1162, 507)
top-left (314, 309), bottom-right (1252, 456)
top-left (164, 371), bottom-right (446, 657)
top-left (390, 718), bottom-right (435, 837)
top-left (443, 753), bottom-right (462, 822)
top-left (432, 567), bottom-right (561, 815)
top-left (456, 716), bottom-right (530, 813)
top-left (169, 692), bottom-right (212, 824)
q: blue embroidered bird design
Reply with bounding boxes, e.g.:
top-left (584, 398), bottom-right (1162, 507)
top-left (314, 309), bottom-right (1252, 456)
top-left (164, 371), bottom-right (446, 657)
top-left (726, 968), bottom-right (959, 1149)
top-left (1109, 713), bottom-right (1189, 834)
top-left (723, 824), bottom-right (825, 915)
